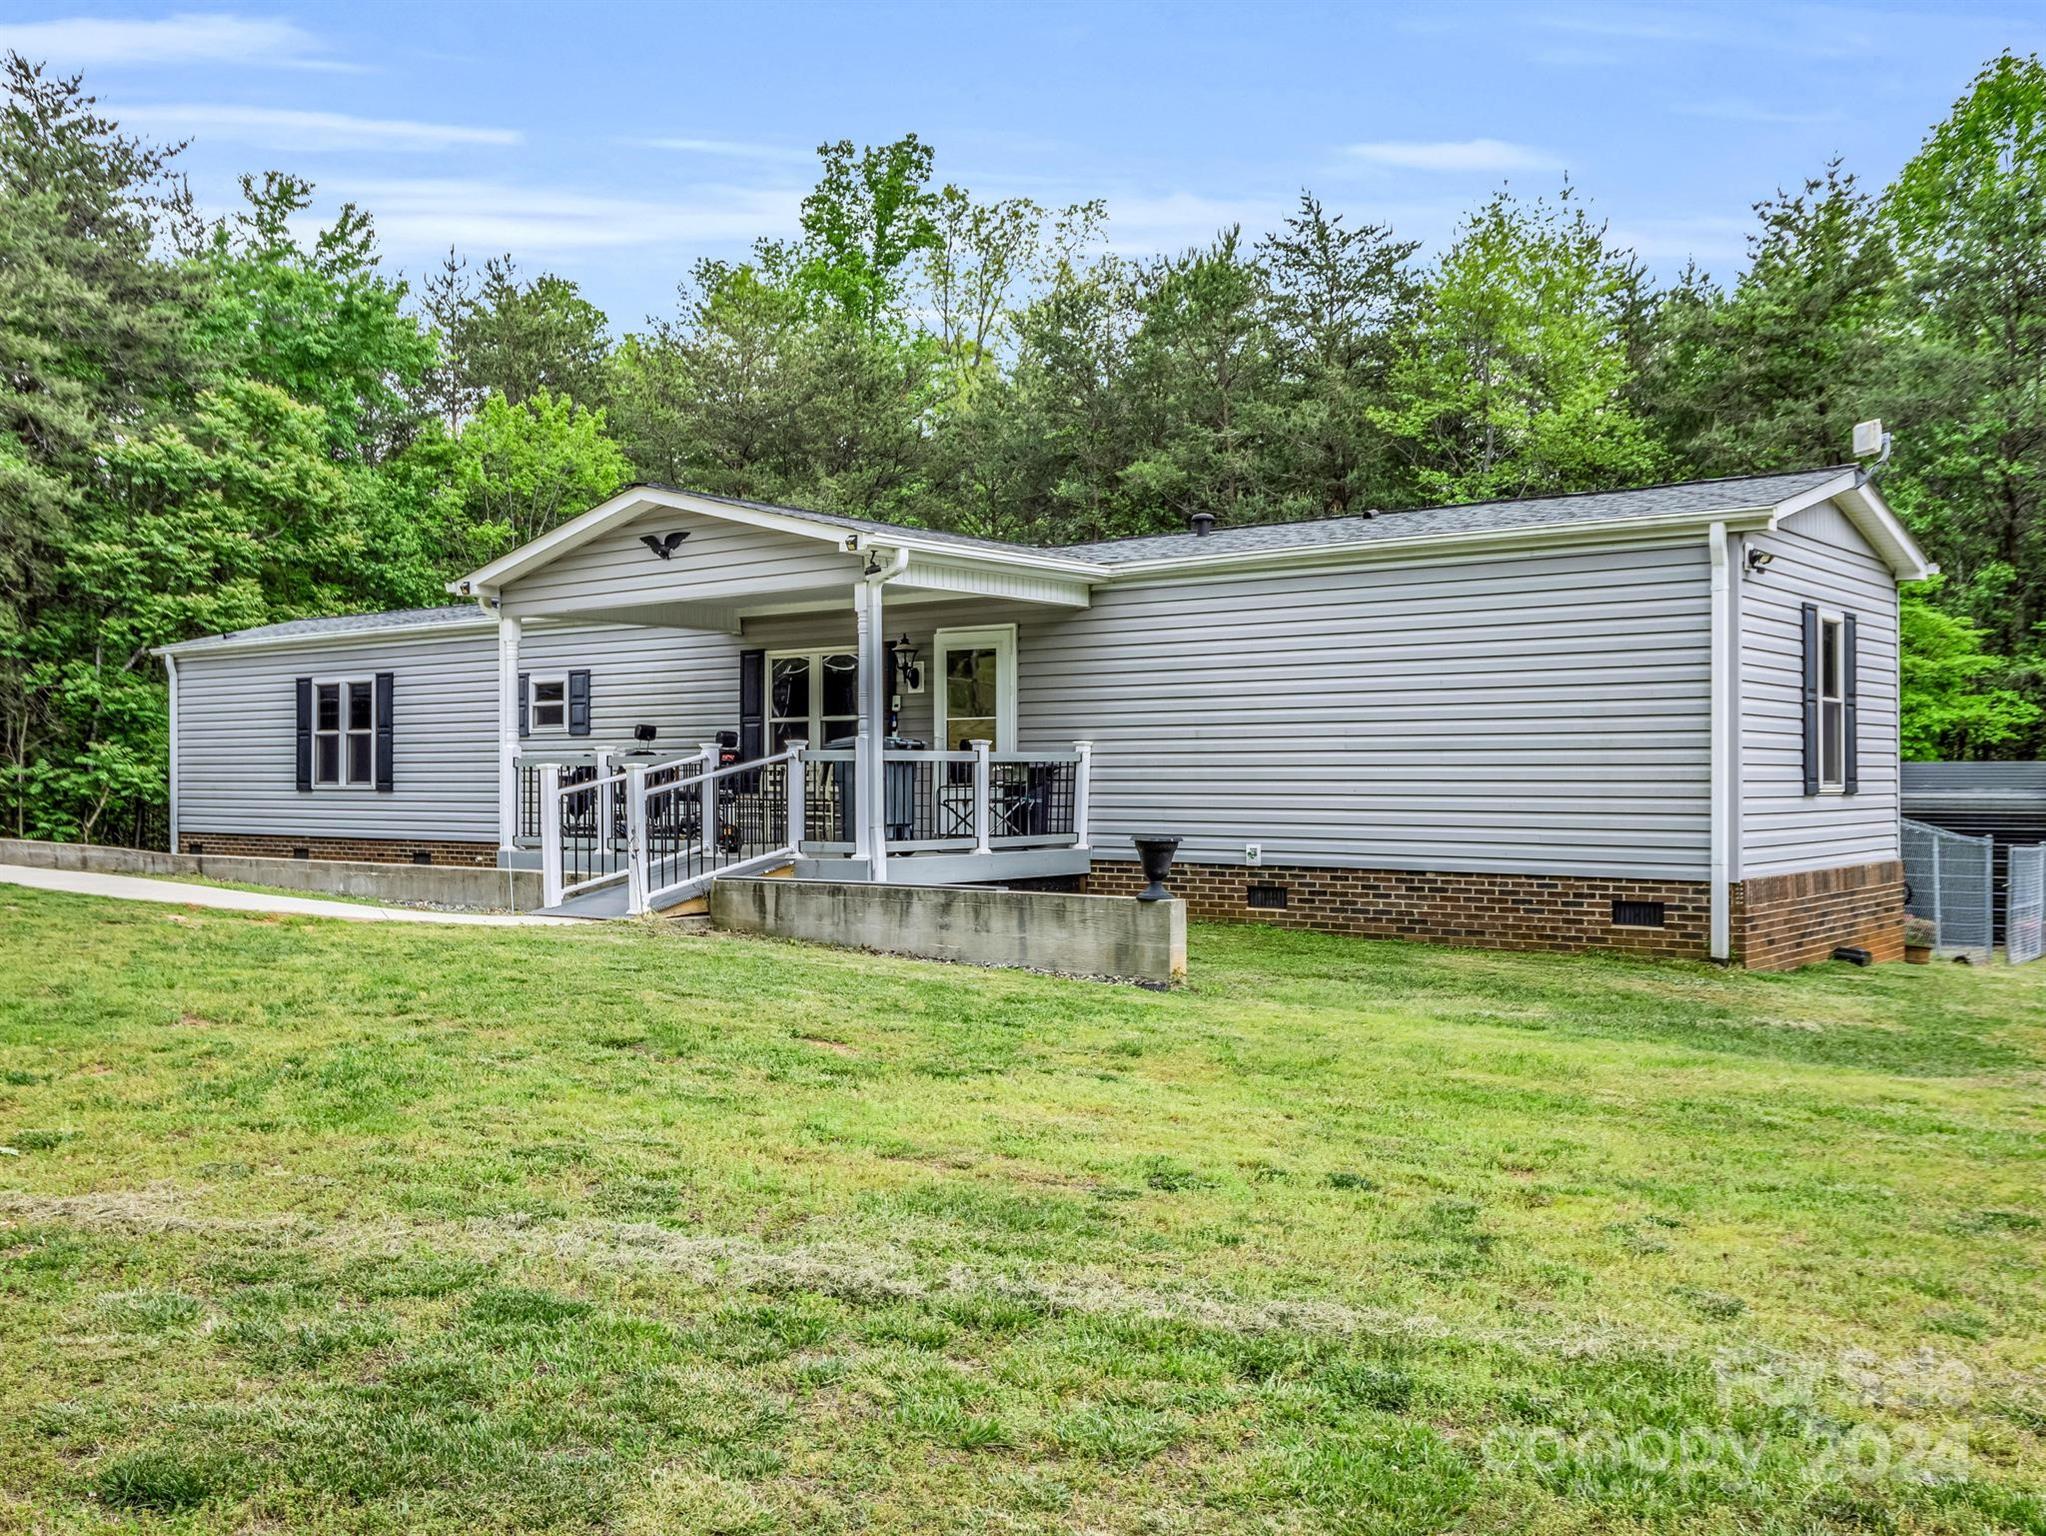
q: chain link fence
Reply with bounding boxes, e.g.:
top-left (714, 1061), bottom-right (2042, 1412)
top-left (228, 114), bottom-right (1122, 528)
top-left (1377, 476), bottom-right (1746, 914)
top-left (1902, 818), bottom-right (1994, 962)
top-left (2009, 844), bottom-right (2044, 967)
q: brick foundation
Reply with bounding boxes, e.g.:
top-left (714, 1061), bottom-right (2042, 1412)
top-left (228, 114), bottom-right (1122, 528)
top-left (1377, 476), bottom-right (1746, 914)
top-left (177, 832), bottom-right (498, 868)
top-left (1733, 860), bottom-right (1905, 971)
top-left (1083, 856), bottom-right (1907, 970)
top-left (1082, 860), bottom-right (1715, 960)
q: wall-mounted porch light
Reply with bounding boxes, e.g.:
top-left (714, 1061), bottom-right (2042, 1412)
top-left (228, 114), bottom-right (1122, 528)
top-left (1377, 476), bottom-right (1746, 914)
top-left (890, 634), bottom-right (923, 693)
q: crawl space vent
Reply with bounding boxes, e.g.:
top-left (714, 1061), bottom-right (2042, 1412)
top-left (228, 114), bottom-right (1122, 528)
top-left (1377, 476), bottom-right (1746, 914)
top-left (1611, 899), bottom-right (1666, 929)
top-left (1246, 883), bottom-right (1290, 911)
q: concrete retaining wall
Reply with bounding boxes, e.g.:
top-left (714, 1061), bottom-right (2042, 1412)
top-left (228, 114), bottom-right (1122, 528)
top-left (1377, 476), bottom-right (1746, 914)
top-left (710, 878), bottom-right (1187, 985)
top-left (0, 838), bottom-right (541, 911)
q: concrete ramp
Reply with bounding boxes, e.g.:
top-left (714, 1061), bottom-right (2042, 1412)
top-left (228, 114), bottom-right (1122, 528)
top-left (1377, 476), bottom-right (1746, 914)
top-left (710, 877), bottom-right (1185, 985)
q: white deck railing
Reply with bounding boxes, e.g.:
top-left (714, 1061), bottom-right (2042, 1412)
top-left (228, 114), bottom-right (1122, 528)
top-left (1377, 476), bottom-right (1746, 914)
top-left (538, 738), bottom-right (1092, 911)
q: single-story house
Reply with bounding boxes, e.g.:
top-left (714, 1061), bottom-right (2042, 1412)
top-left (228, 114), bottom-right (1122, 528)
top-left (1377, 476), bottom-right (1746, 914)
top-left (155, 463), bottom-right (1934, 968)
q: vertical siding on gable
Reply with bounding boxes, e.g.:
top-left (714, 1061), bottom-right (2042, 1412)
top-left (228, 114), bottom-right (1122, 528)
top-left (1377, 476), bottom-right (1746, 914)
top-left (1014, 541), bottom-right (1715, 879)
top-left (1738, 498), bottom-right (1901, 877)
top-left (499, 507), bottom-right (859, 617)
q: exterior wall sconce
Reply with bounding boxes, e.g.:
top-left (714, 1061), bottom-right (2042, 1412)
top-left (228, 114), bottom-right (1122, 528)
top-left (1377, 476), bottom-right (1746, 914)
top-left (890, 634), bottom-right (923, 693)
top-left (1745, 547), bottom-right (1774, 575)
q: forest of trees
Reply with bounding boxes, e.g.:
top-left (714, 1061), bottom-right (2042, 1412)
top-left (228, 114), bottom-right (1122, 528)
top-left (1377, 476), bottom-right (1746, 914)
top-left (4, 51), bottom-right (2045, 844)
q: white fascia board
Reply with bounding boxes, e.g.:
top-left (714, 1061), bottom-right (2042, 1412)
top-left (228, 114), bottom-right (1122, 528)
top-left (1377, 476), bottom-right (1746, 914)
top-left (1811, 476), bottom-right (1937, 581)
top-left (448, 487), bottom-right (863, 596)
top-left (1095, 506), bottom-right (1780, 581)
top-left (448, 485), bottom-right (1112, 597)
top-left (152, 617), bottom-right (495, 660)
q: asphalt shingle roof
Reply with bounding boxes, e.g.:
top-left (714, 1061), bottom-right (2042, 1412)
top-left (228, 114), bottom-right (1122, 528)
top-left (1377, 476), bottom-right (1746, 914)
top-left (1056, 467), bottom-right (1855, 566)
top-left (167, 467), bottom-right (1860, 653)
top-left (170, 605), bottom-right (485, 651)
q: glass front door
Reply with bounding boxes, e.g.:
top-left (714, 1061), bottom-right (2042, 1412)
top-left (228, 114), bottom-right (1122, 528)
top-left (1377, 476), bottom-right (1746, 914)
top-left (934, 626), bottom-right (1015, 752)
top-left (769, 651), bottom-right (859, 750)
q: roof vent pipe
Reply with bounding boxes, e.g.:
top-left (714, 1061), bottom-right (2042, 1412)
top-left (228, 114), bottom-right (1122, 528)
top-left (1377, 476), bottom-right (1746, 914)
top-left (1190, 512), bottom-right (1216, 537)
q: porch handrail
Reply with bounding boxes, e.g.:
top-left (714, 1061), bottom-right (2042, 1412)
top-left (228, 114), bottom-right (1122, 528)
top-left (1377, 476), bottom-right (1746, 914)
top-left (623, 744), bottom-right (803, 913)
top-left (543, 739), bottom-right (1093, 909)
top-left (538, 764), bottom-right (631, 906)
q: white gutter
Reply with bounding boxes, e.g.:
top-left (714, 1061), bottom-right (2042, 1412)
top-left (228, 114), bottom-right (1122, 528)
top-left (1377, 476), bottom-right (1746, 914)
top-left (153, 615), bottom-right (495, 660)
top-left (860, 547), bottom-right (911, 882)
top-left (1707, 521), bottom-right (1739, 962)
top-left (163, 651), bottom-right (179, 855)
top-left (1099, 506), bottom-right (1781, 580)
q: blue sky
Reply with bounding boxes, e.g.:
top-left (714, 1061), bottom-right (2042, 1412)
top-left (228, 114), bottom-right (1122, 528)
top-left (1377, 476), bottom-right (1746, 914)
top-left (2, 1), bottom-right (2039, 329)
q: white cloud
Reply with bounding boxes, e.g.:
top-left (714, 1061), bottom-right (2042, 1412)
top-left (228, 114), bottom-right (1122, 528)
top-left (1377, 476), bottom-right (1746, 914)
top-left (1607, 214), bottom-right (1752, 265)
top-left (1100, 191), bottom-right (1294, 254)
top-left (0, 11), bottom-right (345, 70)
top-left (119, 103), bottom-right (519, 150)
top-left (328, 178), bottom-right (804, 254)
top-left (1676, 98), bottom-right (1845, 127)
top-left (630, 136), bottom-right (816, 164)
top-left (1343, 138), bottom-right (1565, 173)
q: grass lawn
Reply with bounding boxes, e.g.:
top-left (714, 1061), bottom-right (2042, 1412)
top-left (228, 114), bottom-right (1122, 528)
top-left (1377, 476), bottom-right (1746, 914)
top-left (1, 887), bottom-right (2042, 1534)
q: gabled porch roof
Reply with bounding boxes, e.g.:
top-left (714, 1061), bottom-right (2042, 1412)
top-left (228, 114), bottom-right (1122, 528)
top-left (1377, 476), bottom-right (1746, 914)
top-left (450, 484), bottom-right (1108, 627)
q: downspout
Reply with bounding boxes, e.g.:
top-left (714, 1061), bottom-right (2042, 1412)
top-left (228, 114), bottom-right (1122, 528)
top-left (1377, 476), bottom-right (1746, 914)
top-left (861, 547), bottom-right (910, 882)
top-left (1707, 522), bottom-right (1739, 963)
top-left (163, 652), bottom-right (179, 855)
top-left (478, 591), bottom-right (520, 863)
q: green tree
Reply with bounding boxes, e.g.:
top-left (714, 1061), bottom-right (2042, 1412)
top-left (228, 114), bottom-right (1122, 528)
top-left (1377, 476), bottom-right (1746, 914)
top-left (766, 135), bottom-right (940, 330)
top-left (0, 56), bottom-right (201, 836)
top-left (451, 390), bottom-right (631, 564)
top-left (191, 172), bottom-right (435, 462)
top-left (1641, 161), bottom-right (1894, 478)
top-left (453, 256), bottom-right (613, 410)
top-left (1258, 193), bottom-right (1419, 517)
top-left (1884, 51), bottom-right (2046, 675)
top-left (920, 186), bottom-right (1103, 400)
top-left (1119, 228), bottom-right (1280, 527)
top-left (1374, 187), bottom-right (1663, 503)
top-left (959, 255), bottom-right (1142, 542)
top-left (1899, 587), bottom-right (2042, 758)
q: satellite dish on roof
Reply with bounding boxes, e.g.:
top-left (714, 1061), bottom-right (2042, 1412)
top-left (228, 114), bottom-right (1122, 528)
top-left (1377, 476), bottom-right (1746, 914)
top-left (1852, 419), bottom-right (1887, 458)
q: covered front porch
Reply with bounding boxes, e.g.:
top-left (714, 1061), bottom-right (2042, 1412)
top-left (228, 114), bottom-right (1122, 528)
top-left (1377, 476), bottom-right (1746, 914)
top-left (453, 487), bottom-right (1105, 916)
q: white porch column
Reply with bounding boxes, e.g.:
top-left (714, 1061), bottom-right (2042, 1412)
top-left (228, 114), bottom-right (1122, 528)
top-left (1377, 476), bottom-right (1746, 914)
top-left (496, 611), bottom-right (521, 856)
top-left (785, 741), bottom-right (808, 852)
top-left (857, 574), bottom-right (892, 881)
top-left (1072, 739), bottom-right (1093, 851)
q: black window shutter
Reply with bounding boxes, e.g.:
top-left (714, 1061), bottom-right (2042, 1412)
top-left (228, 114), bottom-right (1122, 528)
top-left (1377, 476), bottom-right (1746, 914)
top-left (517, 671), bottom-right (530, 737)
top-left (738, 649), bottom-right (765, 760)
top-left (567, 669), bottom-right (592, 737)
top-left (1842, 612), bottom-right (1859, 795)
top-left (374, 671), bottom-right (395, 793)
top-left (294, 677), bottom-right (313, 792)
top-left (1800, 603), bottom-right (1821, 796)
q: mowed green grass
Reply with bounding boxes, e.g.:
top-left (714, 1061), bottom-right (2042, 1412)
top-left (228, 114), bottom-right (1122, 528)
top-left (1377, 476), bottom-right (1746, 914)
top-left (0, 888), bottom-right (2042, 1535)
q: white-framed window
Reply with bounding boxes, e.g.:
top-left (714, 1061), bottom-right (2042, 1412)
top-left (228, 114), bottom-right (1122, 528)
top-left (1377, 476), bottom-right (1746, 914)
top-left (527, 674), bottom-right (568, 733)
top-left (767, 650), bottom-right (860, 750)
top-left (313, 677), bottom-right (375, 787)
top-left (1817, 612), bottom-right (1846, 791)
top-left (933, 625), bottom-right (1017, 753)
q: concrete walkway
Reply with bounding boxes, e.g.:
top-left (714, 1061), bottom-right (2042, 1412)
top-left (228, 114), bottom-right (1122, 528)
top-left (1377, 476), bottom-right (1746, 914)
top-left (0, 864), bottom-right (580, 927)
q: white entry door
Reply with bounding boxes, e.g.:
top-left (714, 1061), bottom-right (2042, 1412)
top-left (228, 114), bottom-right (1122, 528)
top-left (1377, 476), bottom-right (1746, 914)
top-left (933, 625), bottom-right (1017, 752)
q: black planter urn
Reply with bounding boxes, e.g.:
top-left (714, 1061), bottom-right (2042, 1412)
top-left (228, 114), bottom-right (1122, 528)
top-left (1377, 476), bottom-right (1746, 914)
top-left (1132, 835), bottom-right (1182, 902)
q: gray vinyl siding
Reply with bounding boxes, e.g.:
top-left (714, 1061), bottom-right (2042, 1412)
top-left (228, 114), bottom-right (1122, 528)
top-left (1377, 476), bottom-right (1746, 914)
top-left (1014, 541), bottom-right (1714, 879)
top-left (1738, 499), bottom-right (1901, 877)
top-left (174, 621), bottom-right (742, 843)
top-left (500, 507), bottom-right (859, 619)
top-left (176, 625), bottom-right (501, 842)
top-left (518, 623), bottom-right (739, 749)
